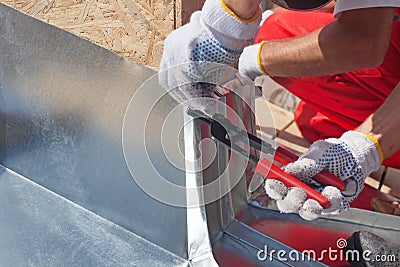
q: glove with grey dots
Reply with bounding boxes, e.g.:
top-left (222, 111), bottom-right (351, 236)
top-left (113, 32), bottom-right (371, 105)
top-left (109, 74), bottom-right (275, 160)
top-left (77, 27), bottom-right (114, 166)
top-left (159, 0), bottom-right (261, 113)
top-left (265, 131), bottom-right (382, 221)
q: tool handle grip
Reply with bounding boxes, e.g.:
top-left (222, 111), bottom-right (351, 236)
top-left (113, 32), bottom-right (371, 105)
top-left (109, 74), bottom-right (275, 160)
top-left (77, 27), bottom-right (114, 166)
top-left (255, 158), bottom-right (330, 209)
top-left (274, 147), bottom-right (345, 191)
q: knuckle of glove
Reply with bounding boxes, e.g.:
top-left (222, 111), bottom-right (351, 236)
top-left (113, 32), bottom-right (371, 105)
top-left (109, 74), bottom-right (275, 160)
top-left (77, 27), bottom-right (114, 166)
top-left (264, 179), bottom-right (287, 200)
top-left (297, 141), bottom-right (331, 164)
top-left (285, 158), bottom-right (321, 182)
top-left (321, 186), bottom-right (342, 213)
top-left (277, 187), bottom-right (307, 214)
top-left (264, 181), bottom-right (342, 221)
top-left (299, 199), bottom-right (323, 221)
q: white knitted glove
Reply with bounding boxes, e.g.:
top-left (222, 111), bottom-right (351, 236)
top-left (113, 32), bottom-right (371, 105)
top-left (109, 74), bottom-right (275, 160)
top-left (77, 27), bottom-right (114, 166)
top-left (265, 131), bottom-right (382, 221)
top-left (159, 0), bottom-right (261, 111)
top-left (238, 42), bottom-right (267, 80)
top-left (238, 10), bottom-right (274, 80)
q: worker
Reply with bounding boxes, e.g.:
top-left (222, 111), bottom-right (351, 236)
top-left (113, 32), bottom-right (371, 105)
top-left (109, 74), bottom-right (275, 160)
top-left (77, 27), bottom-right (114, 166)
top-left (159, 0), bottom-right (400, 220)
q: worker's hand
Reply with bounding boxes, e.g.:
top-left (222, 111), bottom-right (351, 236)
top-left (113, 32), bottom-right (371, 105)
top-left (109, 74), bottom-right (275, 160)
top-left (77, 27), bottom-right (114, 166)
top-left (265, 131), bottom-right (382, 220)
top-left (159, 0), bottom-right (261, 111)
top-left (238, 10), bottom-right (273, 80)
top-left (238, 42), bottom-right (266, 80)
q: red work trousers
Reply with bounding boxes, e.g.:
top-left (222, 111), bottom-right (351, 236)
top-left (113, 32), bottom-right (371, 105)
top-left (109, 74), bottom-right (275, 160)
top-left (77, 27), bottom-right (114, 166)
top-left (255, 9), bottom-right (400, 168)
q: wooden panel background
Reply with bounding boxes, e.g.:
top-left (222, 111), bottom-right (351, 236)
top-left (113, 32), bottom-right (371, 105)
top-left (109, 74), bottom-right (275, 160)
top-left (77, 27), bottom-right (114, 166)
top-left (0, 0), bottom-right (205, 69)
top-left (1, 1), bottom-right (278, 69)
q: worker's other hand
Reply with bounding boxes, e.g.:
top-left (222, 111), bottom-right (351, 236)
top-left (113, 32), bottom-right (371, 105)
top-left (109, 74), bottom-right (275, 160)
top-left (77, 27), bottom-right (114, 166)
top-left (238, 42), bottom-right (266, 80)
top-left (159, 0), bottom-right (261, 111)
top-left (265, 131), bottom-right (382, 220)
top-left (238, 10), bottom-right (273, 80)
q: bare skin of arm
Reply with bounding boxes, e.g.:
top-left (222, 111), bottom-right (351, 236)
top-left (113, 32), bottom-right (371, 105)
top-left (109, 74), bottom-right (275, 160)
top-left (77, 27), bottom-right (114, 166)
top-left (357, 83), bottom-right (400, 159)
top-left (260, 7), bottom-right (396, 77)
top-left (223, 2), bottom-right (395, 77)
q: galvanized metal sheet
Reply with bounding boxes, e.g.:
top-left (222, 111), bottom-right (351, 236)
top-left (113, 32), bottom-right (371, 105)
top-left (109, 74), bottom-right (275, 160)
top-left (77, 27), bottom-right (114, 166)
top-left (0, 166), bottom-right (188, 267)
top-left (0, 3), bottom-right (188, 258)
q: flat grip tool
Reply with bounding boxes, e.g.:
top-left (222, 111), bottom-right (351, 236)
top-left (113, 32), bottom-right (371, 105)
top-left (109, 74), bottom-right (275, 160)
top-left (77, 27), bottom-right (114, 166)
top-left (187, 109), bottom-right (345, 209)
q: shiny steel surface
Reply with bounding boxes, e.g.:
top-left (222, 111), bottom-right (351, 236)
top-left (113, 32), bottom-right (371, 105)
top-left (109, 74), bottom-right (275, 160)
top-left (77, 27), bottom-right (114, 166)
top-left (192, 96), bottom-right (329, 266)
top-left (183, 111), bottom-right (218, 266)
top-left (199, 76), bottom-right (275, 239)
top-left (0, 3), bottom-right (187, 259)
top-left (0, 166), bottom-right (188, 267)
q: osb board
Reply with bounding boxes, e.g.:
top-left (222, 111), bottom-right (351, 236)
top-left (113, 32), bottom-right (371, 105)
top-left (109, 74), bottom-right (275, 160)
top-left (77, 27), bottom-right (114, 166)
top-left (0, 0), bottom-right (179, 69)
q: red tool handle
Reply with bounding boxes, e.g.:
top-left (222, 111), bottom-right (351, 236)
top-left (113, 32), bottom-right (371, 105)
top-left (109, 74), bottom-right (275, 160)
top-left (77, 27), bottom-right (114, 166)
top-left (274, 147), bottom-right (345, 191)
top-left (255, 158), bottom-right (331, 209)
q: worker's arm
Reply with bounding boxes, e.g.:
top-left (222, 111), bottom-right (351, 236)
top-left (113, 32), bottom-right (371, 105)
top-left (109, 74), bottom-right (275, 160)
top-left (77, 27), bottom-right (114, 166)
top-left (241, 7), bottom-right (396, 78)
top-left (357, 83), bottom-right (400, 159)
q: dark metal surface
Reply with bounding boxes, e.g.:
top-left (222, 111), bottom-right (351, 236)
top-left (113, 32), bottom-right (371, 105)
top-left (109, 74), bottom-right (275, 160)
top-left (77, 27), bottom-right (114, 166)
top-left (0, 3), bottom-right (187, 259)
top-left (0, 166), bottom-right (188, 267)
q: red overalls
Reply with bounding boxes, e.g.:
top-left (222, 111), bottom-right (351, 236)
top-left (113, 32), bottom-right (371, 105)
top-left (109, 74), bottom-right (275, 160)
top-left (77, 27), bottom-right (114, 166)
top-left (255, 8), bottom-right (400, 168)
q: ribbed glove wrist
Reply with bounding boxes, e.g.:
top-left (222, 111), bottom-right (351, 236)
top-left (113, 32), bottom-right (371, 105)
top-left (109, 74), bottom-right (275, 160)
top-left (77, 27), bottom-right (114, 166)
top-left (238, 42), bottom-right (267, 80)
top-left (201, 0), bottom-right (262, 50)
top-left (338, 131), bottom-right (381, 176)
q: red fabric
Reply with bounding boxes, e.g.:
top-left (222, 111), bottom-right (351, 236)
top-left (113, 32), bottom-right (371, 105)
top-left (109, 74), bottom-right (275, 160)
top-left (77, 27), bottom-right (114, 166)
top-left (255, 9), bottom-right (400, 169)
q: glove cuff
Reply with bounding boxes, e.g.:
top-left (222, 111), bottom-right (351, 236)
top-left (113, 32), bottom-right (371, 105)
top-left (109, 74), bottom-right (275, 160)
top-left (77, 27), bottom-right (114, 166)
top-left (238, 42), bottom-right (267, 80)
top-left (254, 42), bottom-right (268, 76)
top-left (340, 131), bottom-right (381, 176)
top-left (201, 0), bottom-right (262, 45)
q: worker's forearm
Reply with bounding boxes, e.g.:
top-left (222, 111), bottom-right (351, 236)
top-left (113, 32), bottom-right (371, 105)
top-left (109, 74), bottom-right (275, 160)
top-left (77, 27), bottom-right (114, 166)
top-left (260, 7), bottom-right (395, 77)
top-left (357, 84), bottom-right (400, 159)
top-left (223, 0), bottom-right (262, 20)
top-left (260, 29), bottom-right (328, 77)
